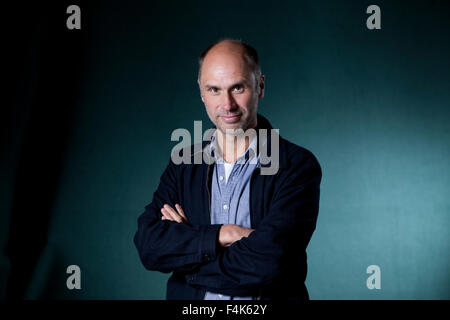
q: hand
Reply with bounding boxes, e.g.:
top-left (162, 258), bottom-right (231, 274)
top-left (218, 224), bottom-right (255, 247)
top-left (160, 204), bottom-right (188, 223)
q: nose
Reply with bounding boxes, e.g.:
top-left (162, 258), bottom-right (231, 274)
top-left (221, 91), bottom-right (238, 111)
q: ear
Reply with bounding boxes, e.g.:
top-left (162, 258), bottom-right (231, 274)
top-left (258, 74), bottom-right (265, 99)
top-left (198, 79), bottom-right (205, 103)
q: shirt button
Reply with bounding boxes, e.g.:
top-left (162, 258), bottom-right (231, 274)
top-left (219, 176), bottom-right (224, 181)
top-left (223, 204), bottom-right (228, 210)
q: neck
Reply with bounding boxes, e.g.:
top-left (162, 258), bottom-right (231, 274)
top-left (216, 128), bottom-right (256, 163)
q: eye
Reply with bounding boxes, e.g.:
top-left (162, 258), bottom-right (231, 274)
top-left (208, 87), bottom-right (219, 94)
top-left (232, 85), bottom-right (244, 93)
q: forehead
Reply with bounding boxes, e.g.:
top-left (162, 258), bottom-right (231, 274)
top-left (200, 49), bottom-right (253, 84)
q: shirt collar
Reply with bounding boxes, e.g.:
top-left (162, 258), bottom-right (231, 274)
top-left (207, 129), bottom-right (260, 165)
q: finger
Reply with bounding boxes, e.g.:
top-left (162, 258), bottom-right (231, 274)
top-left (164, 205), bottom-right (181, 222)
top-left (161, 208), bottom-right (174, 221)
top-left (175, 204), bottom-right (188, 222)
top-left (163, 204), bottom-right (183, 223)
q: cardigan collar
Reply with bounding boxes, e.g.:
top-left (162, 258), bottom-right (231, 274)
top-left (199, 114), bottom-right (288, 170)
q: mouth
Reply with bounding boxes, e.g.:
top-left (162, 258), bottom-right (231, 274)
top-left (221, 114), bottom-right (242, 123)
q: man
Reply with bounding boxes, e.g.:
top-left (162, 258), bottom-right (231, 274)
top-left (134, 39), bottom-right (322, 301)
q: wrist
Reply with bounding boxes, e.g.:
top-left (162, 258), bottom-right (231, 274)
top-left (218, 224), bottom-right (234, 247)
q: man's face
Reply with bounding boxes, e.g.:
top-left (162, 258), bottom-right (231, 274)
top-left (199, 45), bottom-right (264, 135)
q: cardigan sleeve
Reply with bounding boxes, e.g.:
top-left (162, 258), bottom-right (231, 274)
top-left (185, 154), bottom-right (322, 294)
top-left (133, 157), bottom-right (221, 273)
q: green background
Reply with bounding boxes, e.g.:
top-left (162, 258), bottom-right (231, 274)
top-left (2, 0), bottom-right (449, 299)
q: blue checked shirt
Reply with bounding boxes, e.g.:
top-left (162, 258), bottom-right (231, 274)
top-left (204, 131), bottom-right (261, 300)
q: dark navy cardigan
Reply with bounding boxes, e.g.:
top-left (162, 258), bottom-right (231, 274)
top-left (134, 115), bottom-right (322, 301)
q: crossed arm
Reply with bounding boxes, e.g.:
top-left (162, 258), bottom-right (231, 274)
top-left (160, 203), bottom-right (254, 247)
top-left (134, 154), bottom-right (321, 294)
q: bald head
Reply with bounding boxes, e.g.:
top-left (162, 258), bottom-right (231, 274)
top-left (197, 39), bottom-right (261, 85)
top-left (196, 39), bottom-right (265, 135)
